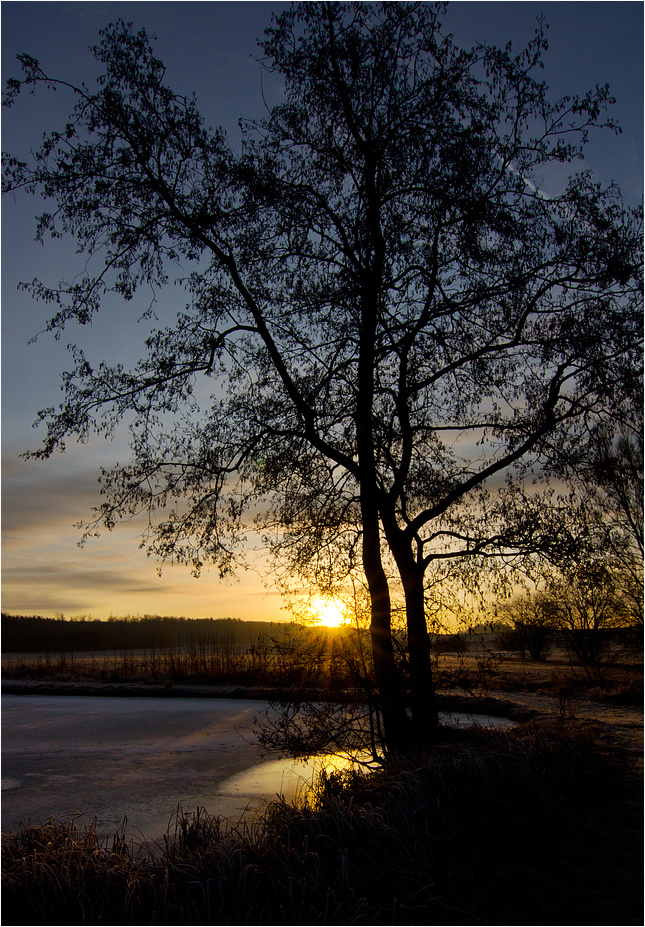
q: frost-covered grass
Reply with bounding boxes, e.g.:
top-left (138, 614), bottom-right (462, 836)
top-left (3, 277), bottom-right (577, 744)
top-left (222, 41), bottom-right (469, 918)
top-left (2, 719), bottom-right (641, 925)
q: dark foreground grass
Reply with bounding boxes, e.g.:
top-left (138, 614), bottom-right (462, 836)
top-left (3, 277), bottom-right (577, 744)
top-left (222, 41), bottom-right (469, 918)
top-left (2, 719), bottom-right (642, 926)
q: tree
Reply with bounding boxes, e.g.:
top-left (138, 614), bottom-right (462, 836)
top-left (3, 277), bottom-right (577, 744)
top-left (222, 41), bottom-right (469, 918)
top-left (4, 4), bottom-right (642, 752)
top-left (577, 416), bottom-right (643, 627)
top-left (547, 562), bottom-right (631, 680)
top-left (540, 412), bottom-right (644, 665)
top-left (498, 591), bottom-right (558, 661)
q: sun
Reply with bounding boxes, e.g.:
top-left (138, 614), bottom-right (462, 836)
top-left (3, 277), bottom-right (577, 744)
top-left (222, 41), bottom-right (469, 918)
top-left (313, 597), bottom-right (346, 627)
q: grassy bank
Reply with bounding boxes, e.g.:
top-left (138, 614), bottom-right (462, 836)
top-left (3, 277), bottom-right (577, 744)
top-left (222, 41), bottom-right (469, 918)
top-left (2, 719), bottom-right (642, 926)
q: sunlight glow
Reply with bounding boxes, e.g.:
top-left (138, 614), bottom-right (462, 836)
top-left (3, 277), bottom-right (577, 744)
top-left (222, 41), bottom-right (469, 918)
top-left (313, 597), bottom-right (346, 627)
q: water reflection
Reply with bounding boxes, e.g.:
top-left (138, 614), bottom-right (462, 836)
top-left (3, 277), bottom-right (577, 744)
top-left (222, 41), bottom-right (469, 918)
top-left (2, 695), bottom-right (514, 836)
top-left (218, 711), bottom-right (515, 816)
top-left (216, 749), bottom-right (370, 819)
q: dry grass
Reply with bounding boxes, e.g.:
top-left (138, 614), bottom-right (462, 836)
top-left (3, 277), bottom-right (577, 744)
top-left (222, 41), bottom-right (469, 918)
top-left (434, 645), bottom-right (643, 699)
top-left (2, 719), bottom-right (642, 926)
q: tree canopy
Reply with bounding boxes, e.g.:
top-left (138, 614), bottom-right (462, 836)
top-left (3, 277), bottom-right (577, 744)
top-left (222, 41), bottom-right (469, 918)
top-left (4, 2), bottom-right (642, 751)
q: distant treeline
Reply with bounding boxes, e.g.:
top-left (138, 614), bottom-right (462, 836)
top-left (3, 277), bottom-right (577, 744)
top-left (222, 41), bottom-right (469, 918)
top-left (1, 613), bottom-right (361, 689)
top-left (1, 613), bottom-right (299, 655)
top-left (2, 613), bottom-right (641, 693)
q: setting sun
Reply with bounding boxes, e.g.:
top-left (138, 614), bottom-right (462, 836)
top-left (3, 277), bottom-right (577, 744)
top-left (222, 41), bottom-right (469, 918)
top-left (313, 598), bottom-right (346, 627)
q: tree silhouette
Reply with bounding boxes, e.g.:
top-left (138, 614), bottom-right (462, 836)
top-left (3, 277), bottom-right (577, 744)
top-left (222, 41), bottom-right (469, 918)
top-left (4, 4), bottom-right (642, 751)
top-left (547, 562), bottom-right (631, 680)
top-left (579, 416), bottom-right (643, 626)
top-left (499, 592), bottom-right (558, 661)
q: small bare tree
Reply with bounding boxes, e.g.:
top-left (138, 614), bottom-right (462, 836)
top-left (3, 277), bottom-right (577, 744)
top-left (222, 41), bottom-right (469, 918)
top-left (548, 563), bottom-right (630, 681)
top-left (499, 592), bottom-right (558, 661)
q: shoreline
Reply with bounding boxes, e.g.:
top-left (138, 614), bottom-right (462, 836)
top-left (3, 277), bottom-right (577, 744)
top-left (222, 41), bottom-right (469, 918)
top-left (1, 678), bottom-right (536, 721)
top-left (1, 679), bottom-right (291, 700)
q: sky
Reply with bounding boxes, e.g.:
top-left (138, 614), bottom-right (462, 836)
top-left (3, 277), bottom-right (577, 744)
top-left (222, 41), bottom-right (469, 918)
top-left (2, 1), bottom-right (643, 622)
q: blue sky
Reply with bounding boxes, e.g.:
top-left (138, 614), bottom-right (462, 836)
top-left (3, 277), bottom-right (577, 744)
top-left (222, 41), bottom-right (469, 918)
top-left (2, 1), bottom-right (643, 620)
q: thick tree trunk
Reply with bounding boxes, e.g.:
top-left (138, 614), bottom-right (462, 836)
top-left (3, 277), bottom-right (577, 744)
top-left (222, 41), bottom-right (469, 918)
top-left (399, 565), bottom-right (439, 739)
top-left (382, 518), bottom-right (438, 740)
top-left (354, 148), bottom-right (413, 753)
top-left (361, 504), bottom-right (412, 754)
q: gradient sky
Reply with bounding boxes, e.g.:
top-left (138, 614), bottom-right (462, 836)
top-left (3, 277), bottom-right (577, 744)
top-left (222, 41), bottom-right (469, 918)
top-left (2, 1), bottom-right (643, 621)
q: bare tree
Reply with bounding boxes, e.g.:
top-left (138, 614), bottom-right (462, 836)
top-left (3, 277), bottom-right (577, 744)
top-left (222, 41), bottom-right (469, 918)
top-left (580, 418), bottom-right (643, 626)
top-left (548, 563), bottom-right (631, 680)
top-left (499, 592), bottom-right (558, 661)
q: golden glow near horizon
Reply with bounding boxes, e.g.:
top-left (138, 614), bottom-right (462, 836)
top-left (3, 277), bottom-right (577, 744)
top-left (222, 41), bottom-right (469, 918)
top-left (312, 597), bottom-right (346, 627)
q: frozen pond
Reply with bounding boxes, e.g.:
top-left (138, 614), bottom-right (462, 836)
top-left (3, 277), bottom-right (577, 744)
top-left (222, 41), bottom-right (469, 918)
top-left (1, 695), bottom-right (513, 842)
top-left (1, 695), bottom-right (283, 841)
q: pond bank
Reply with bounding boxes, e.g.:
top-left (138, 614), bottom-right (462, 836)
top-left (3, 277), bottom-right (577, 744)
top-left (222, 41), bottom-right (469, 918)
top-left (1, 678), bottom-right (537, 722)
top-left (3, 715), bottom-right (641, 927)
top-left (2, 691), bottom-right (523, 841)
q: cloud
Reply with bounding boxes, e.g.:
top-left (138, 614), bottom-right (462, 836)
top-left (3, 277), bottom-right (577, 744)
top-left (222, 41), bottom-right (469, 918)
top-left (2, 444), bottom-right (285, 621)
top-left (3, 463), bottom-right (102, 538)
top-left (1, 545), bottom-right (282, 620)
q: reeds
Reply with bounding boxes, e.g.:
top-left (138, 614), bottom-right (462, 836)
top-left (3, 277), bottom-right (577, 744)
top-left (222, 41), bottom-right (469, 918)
top-left (2, 719), bottom-right (641, 925)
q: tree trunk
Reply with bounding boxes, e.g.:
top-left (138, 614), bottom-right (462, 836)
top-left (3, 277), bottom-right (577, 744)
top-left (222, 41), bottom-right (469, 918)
top-left (383, 518), bottom-right (438, 740)
top-left (400, 565), bottom-right (439, 739)
top-left (355, 146), bottom-right (412, 753)
top-left (361, 504), bottom-right (412, 754)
